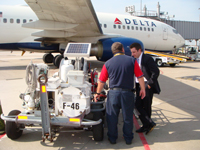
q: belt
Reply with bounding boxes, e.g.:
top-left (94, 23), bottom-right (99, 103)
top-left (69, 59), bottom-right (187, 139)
top-left (110, 88), bottom-right (133, 92)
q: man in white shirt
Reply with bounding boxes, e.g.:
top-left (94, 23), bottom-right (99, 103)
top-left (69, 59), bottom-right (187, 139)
top-left (130, 43), bottom-right (161, 135)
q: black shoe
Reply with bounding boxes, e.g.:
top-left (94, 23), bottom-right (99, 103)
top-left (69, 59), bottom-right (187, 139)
top-left (146, 122), bottom-right (156, 135)
top-left (125, 140), bottom-right (132, 145)
top-left (136, 126), bottom-right (148, 133)
top-left (108, 138), bottom-right (116, 144)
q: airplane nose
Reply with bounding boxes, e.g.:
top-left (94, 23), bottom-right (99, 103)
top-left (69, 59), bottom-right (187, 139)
top-left (179, 35), bottom-right (185, 47)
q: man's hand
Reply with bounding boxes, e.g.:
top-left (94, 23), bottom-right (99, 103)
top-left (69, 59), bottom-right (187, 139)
top-left (139, 89), bottom-right (146, 99)
top-left (94, 94), bottom-right (100, 102)
top-left (138, 77), bottom-right (146, 99)
top-left (94, 81), bottom-right (105, 102)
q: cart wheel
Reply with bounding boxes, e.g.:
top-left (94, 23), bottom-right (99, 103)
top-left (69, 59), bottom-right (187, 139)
top-left (169, 64), bottom-right (176, 67)
top-left (92, 112), bottom-right (104, 141)
top-left (5, 110), bottom-right (25, 140)
top-left (156, 59), bottom-right (163, 67)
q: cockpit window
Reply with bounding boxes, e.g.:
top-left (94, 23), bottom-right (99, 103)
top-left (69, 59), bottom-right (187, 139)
top-left (172, 29), bottom-right (178, 34)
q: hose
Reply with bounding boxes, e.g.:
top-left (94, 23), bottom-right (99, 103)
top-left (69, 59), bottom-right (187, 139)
top-left (26, 62), bottom-right (37, 92)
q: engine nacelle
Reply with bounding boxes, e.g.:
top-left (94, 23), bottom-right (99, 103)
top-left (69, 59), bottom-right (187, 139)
top-left (91, 37), bottom-right (144, 61)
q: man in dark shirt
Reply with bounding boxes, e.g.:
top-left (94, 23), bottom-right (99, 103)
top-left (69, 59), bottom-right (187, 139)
top-left (130, 43), bottom-right (161, 135)
top-left (94, 42), bottom-right (146, 145)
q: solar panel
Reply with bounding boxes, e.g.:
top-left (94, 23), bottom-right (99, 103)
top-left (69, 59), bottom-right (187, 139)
top-left (64, 43), bottom-right (91, 58)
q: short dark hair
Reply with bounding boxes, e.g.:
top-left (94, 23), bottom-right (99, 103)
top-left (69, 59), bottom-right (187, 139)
top-left (129, 43), bottom-right (143, 51)
top-left (111, 42), bottom-right (123, 54)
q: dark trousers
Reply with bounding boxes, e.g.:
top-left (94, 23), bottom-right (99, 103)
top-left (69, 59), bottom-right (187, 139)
top-left (106, 89), bottom-right (134, 142)
top-left (135, 83), bottom-right (154, 128)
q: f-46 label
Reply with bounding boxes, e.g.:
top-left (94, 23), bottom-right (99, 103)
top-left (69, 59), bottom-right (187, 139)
top-left (63, 102), bottom-right (79, 110)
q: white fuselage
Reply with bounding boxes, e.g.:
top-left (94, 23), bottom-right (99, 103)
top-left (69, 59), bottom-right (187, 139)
top-left (0, 5), bottom-right (185, 52)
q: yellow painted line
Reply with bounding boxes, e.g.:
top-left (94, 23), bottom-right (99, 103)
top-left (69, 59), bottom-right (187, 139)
top-left (187, 78), bottom-right (193, 80)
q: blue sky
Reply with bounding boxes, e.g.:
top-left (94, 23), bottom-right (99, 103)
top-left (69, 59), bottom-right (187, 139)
top-left (1, 0), bottom-right (199, 22)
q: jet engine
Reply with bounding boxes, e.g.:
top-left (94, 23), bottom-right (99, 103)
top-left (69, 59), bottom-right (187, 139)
top-left (90, 37), bottom-right (144, 61)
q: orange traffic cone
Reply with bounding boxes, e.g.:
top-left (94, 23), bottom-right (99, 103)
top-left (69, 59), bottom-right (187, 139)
top-left (0, 100), bottom-right (5, 135)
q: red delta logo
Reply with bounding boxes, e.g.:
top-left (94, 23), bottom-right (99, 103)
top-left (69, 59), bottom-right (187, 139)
top-left (114, 18), bottom-right (122, 24)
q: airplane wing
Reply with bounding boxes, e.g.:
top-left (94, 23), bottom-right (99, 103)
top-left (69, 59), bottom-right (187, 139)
top-left (23, 0), bottom-right (103, 38)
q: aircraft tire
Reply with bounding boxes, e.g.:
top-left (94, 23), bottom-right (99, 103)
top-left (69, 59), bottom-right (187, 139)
top-left (53, 55), bottom-right (60, 66)
top-left (43, 53), bottom-right (54, 63)
top-left (54, 55), bottom-right (63, 68)
top-left (5, 110), bottom-right (25, 140)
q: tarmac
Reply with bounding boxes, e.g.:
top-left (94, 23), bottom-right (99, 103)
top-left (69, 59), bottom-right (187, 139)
top-left (0, 51), bottom-right (200, 150)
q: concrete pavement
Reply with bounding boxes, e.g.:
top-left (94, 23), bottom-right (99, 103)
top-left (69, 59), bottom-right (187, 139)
top-left (0, 51), bottom-right (200, 150)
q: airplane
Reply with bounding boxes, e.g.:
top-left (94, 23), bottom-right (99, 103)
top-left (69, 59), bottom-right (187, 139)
top-left (0, 0), bottom-right (185, 67)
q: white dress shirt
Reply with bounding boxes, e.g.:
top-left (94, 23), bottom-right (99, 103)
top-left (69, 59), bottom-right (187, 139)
top-left (135, 52), bottom-right (147, 83)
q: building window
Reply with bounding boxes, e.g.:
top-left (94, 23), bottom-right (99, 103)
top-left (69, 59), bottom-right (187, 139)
top-left (10, 18), bottom-right (14, 23)
top-left (17, 19), bottom-right (20, 24)
top-left (3, 18), bottom-right (7, 23)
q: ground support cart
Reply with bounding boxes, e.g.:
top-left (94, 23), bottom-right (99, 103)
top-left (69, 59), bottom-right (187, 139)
top-left (1, 43), bottom-right (106, 142)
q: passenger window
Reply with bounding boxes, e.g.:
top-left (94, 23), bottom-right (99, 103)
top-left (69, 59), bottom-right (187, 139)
top-left (123, 25), bottom-right (125, 29)
top-left (152, 28), bottom-right (154, 32)
top-left (136, 27), bottom-right (138, 30)
top-left (113, 25), bottom-right (116, 29)
top-left (10, 18), bottom-right (14, 23)
top-left (29, 19), bottom-right (33, 22)
top-left (3, 18), bottom-right (7, 23)
top-left (100, 24), bottom-right (102, 27)
top-left (127, 26), bottom-right (130, 30)
top-left (144, 27), bottom-right (146, 31)
top-left (118, 25), bottom-right (121, 29)
top-left (140, 27), bottom-right (142, 31)
top-left (148, 28), bottom-right (150, 31)
top-left (17, 19), bottom-right (20, 24)
top-left (23, 19), bottom-right (27, 23)
top-left (104, 24), bottom-right (107, 28)
top-left (131, 26), bottom-right (134, 30)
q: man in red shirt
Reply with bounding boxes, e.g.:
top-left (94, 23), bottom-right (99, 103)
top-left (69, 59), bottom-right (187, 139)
top-left (94, 42), bottom-right (145, 145)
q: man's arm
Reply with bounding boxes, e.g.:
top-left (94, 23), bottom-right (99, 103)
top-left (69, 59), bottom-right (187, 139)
top-left (94, 64), bottom-right (108, 102)
top-left (134, 60), bottom-right (146, 99)
top-left (138, 77), bottom-right (146, 99)
top-left (146, 56), bottom-right (160, 88)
